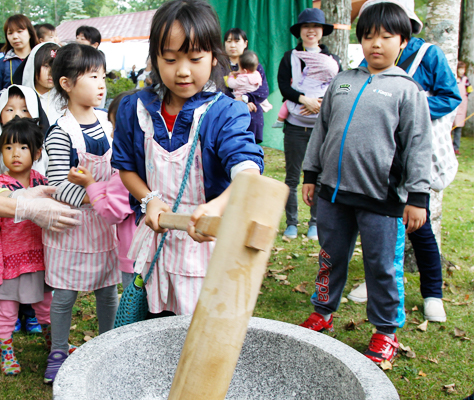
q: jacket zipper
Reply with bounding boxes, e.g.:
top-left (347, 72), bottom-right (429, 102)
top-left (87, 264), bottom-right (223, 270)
top-left (331, 74), bottom-right (374, 203)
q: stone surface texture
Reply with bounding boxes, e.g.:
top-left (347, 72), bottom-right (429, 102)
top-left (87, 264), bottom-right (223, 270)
top-left (54, 316), bottom-right (399, 400)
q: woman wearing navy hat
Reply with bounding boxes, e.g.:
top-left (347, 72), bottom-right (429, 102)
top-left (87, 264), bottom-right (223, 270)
top-left (277, 8), bottom-right (342, 240)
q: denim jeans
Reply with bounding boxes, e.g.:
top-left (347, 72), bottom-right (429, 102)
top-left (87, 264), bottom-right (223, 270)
top-left (408, 196), bottom-right (443, 298)
top-left (283, 122), bottom-right (318, 227)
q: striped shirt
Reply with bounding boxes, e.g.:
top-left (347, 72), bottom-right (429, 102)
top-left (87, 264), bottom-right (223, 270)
top-left (46, 120), bottom-right (105, 207)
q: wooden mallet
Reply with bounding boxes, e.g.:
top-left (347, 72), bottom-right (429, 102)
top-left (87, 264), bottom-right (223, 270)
top-left (166, 172), bottom-right (289, 400)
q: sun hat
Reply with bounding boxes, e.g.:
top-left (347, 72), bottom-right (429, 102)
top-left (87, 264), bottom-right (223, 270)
top-left (358, 0), bottom-right (423, 34)
top-left (290, 8), bottom-right (334, 38)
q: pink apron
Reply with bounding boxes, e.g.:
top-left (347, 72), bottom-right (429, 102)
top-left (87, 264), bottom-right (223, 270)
top-left (128, 99), bottom-right (214, 315)
top-left (43, 109), bottom-right (120, 291)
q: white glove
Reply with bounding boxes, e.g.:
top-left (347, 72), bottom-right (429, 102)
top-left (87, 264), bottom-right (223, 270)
top-left (10, 185), bottom-right (57, 199)
top-left (15, 196), bottom-right (82, 232)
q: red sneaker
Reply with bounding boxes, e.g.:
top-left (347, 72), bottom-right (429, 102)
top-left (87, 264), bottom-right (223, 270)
top-left (364, 333), bottom-right (399, 364)
top-left (300, 312), bottom-right (334, 332)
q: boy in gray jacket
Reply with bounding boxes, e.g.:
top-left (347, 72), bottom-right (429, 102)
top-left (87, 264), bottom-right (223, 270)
top-left (299, 2), bottom-right (432, 364)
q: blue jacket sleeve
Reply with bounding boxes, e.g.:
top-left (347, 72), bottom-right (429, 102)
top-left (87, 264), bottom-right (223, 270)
top-left (111, 95), bottom-right (140, 173)
top-left (213, 100), bottom-right (264, 178)
top-left (414, 45), bottom-right (462, 120)
top-left (245, 64), bottom-right (269, 105)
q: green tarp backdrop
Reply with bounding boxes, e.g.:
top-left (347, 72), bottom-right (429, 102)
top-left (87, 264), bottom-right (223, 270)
top-left (209, 0), bottom-right (313, 150)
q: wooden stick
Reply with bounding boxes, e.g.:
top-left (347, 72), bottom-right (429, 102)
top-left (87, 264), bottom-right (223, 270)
top-left (159, 213), bottom-right (221, 237)
top-left (167, 172), bottom-right (289, 400)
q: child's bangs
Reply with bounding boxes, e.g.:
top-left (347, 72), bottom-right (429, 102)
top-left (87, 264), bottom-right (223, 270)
top-left (159, 14), bottom-right (213, 55)
top-left (356, 3), bottom-right (412, 42)
top-left (76, 48), bottom-right (106, 74)
top-left (2, 129), bottom-right (28, 147)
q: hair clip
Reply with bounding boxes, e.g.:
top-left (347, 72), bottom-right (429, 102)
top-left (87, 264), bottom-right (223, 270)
top-left (51, 49), bottom-right (57, 58)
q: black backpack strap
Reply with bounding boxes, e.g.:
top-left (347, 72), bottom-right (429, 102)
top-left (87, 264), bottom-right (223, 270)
top-left (397, 49), bottom-right (419, 72)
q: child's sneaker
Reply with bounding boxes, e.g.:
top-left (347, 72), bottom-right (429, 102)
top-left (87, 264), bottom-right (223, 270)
top-left (44, 350), bottom-right (68, 384)
top-left (364, 333), bottom-right (399, 364)
top-left (25, 317), bottom-right (42, 334)
top-left (347, 281), bottom-right (368, 303)
top-left (307, 225), bottom-right (318, 240)
top-left (14, 318), bottom-right (22, 333)
top-left (423, 297), bottom-right (446, 322)
top-left (283, 225), bottom-right (297, 239)
top-left (300, 312), bottom-right (334, 333)
top-left (272, 120), bottom-right (284, 129)
top-left (1, 337), bottom-right (21, 375)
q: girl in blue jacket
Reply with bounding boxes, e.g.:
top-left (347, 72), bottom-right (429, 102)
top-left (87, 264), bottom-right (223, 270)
top-left (112, 0), bottom-right (264, 317)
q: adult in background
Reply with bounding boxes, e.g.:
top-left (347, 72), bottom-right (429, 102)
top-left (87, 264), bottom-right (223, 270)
top-left (277, 8), bottom-right (342, 240)
top-left (224, 28), bottom-right (269, 144)
top-left (0, 14), bottom-right (38, 90)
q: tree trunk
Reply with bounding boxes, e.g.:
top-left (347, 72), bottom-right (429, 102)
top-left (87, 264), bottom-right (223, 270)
top-left (460, 0), bottom-right (474, 136)
top-left (404, 0), bottom-right (462, 272)
top-left (319, 0), bottom-right (351, 70)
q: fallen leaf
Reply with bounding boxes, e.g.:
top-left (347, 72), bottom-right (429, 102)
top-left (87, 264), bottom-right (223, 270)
top-left (30, 364), bottom-right (38, 372)
top-left (280, 280), bottom-right (291, 286)
top-left (452, 302), bottom-right (469, 306)
top-left (340, 297), bottom-right (348, 303)
top-left (403, 276), bottom-right (408, 284)
top-left (399, 342), bottom-right (411, 352)
top-left (429, 358), bottom-right (438, 364)
top-left (273, 274), bottom-right (287, 281)
top-left (460, 337), bottom-right (471, 341)
top-left (17, 348), bottom-right (23, 353)
top-left (417, 320), bottom-right (428, 332)
top-left (302, 238), bottom-right (309, 243)
top-left (405, 350), bottom-right (416, 359)
top-left (441, 297), bottom-right (453, 302)
top-left (454, 327), bottom-right (466, 337)
top-left (418, 370), bottom-right (427, 377)
top-left (70, 324), bottom-right (77, 331)
top-left (83, 330), bottom-right (95, 337)
top-left (82, 314), bottom-right (95, 321)
top-left (286, 255), bottom-right (292, 260)
top-left (299, 300), bottom-right (307, 303)
top-left (308, 253), bottom-right (319, 258)
top-left (409, 318), bottom-right (422, 325)
top-left (411, 305), bottom-right (418, 311)
top-left (291, 253), bottom-right (300, 259)
top-left (83, 335), bottom-right (93, 342)
top-left (442, 383), bottom-right (456, 394)
top-left (282, 236), bottom-right (291, 243)
top-left (273, 247), bottom-right (285, 253)
top-left (465, 294), bottom-right (470, 301)
top-left (380, 360), bottom-right (392, 370)
top-left (403, 377), bottom-right (410, 383)
top-left (293, 283), bottom-right (309, 295)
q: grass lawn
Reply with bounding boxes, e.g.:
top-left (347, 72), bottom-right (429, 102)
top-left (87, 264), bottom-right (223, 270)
top-left (1, 137), bottom-right (473, 400)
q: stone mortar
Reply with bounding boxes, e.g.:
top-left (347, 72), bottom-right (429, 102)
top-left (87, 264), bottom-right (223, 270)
top-left (54, 316), bottom-right (399, 400)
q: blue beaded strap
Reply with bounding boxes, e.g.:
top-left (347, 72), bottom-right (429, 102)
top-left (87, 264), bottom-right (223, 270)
top-left (143, 92), bottom-right (223, 285)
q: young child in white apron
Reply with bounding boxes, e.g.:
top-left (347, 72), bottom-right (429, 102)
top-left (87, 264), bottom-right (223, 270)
top-left (43, 43), bottom-right (119, 384)
top-left (112, 0), bottom-right (264, 318)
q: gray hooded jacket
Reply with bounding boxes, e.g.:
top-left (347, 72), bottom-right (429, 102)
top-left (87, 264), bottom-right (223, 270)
top-left (303, 66), bottom-right (432, 217)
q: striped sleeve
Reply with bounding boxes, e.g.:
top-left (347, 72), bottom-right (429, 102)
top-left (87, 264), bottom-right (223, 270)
top-left (45, 127), bottom-right (86, 207)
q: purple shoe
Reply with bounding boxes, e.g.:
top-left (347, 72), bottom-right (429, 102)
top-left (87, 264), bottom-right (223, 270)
top-left (44, 350), bottom-right (67, 384)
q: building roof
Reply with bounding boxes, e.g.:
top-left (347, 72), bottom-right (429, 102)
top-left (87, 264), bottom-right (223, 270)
top-left (56, 9), bottom-right (157, 42)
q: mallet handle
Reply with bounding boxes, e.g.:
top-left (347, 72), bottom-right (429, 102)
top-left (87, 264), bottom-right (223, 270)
top-left (159, 213), bottom-right (221, 237)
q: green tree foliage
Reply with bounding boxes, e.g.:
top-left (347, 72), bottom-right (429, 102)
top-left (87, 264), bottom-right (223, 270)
top-left (63, 0), bottom-right (89, 21)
